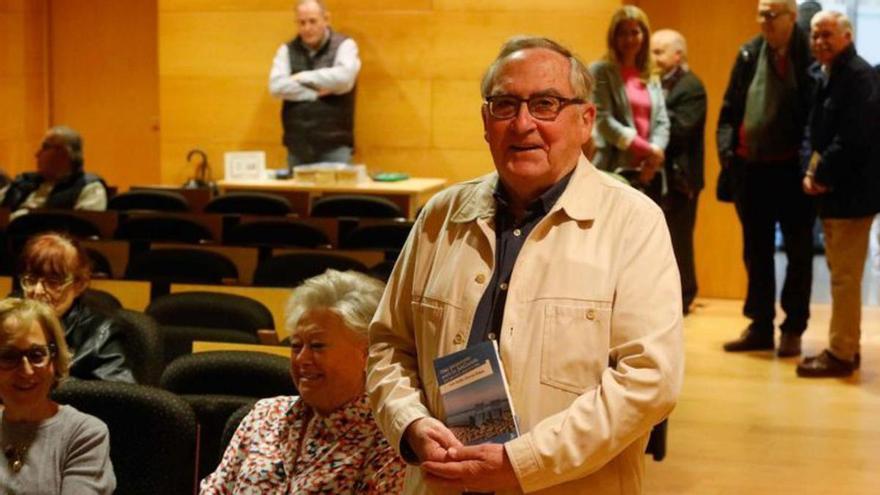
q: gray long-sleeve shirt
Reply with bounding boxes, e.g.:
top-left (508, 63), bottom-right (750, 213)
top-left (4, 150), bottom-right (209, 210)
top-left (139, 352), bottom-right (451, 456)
top-left (0, 405), bottom-right (116, 494)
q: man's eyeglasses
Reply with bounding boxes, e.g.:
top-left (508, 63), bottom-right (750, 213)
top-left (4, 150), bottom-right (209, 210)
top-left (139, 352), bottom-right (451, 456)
top-left (485, 95), bottom-right (586, 121)
top-left (37, 142), bottom-right (65, 153)
top-left (19, 274), bottom-right (75, 295)
top-left (757, 10), bottom-right (789, 23)
top-left (0, 344), bottom-right (57, 371)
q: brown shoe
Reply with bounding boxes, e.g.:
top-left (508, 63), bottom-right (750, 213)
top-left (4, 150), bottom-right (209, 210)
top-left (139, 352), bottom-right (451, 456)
top-left (802, 351), bottom-right (861, 369)
top-left (796, 350), bottom-right (855, 378)
top-left (723, 328), bottom-right (774, 352)
top-left (777, 333), bottom-right (801, 357)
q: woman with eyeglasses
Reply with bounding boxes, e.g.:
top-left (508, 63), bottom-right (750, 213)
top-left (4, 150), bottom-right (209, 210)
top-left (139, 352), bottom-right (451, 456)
top-left (0, 298), bottom-right (116, 493)
top-left (589, 5), bottom-right (670, 200)
top-left (16, 233), bottom-right (134, 383)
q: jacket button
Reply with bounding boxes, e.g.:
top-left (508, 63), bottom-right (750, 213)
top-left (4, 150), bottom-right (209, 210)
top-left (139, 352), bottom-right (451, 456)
top-left (475, 274), bottom-right (486, 284)
top-left (453, 333), bottom-right (464, 345)
top-left (586, 309), bottom-right (596, 321)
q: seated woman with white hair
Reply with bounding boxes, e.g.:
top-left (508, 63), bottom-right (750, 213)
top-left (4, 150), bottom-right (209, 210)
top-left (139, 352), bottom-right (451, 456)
top-left (200, 270), bottom-right (404, 494)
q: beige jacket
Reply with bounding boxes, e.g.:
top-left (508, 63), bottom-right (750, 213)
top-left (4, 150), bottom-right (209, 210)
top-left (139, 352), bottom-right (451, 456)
top-left (367, 156), bottom-right (684, 494)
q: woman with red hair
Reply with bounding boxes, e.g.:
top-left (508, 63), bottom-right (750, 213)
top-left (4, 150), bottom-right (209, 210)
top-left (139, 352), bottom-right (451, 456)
top-left (15, 233), bottom-right (134, 383)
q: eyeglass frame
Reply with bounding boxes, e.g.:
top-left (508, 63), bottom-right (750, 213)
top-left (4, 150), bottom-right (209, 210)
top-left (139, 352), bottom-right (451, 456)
top-left (19, 274), bottom-right (76, 295)
top-left (484, 94), bottom-right (588, 121)
top-left (0, 344), bottom-right (58, 371)
top-left (756, 9), bottom-right (791, 23)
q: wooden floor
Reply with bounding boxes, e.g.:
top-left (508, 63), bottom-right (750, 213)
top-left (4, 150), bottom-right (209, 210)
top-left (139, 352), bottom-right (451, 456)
top-left (645, 298), bottom-right (880, 495)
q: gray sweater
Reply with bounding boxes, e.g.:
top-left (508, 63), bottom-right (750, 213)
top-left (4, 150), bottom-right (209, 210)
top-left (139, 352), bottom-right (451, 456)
top-left (0, 405), bottom-right (115, 495)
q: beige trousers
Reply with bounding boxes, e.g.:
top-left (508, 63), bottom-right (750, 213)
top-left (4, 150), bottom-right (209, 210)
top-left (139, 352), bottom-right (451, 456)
top-left (823, 216), bottom-right (874, 361)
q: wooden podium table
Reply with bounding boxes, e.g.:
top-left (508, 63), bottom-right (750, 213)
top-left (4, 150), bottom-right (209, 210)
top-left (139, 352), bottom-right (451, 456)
top-left (217, 177), bottom-right (447, 219)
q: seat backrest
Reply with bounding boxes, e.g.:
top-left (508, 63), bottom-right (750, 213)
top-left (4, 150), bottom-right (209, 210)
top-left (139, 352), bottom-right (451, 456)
top-left (204, 192), bottom-right (291, 215)
top-left (341, 220), bottom-right (414, 251)
top-left (160, 351), bottom-right (293, 479)
top-left (80, 288), bottom-right (122, 312)
top-left (114, 309), bottom-right (165, 386)
top-left (124, 249), bottom-right (238, 285)
top-left (108, 190), bottom-right (190, 212)
top-left (146, 291), bottom-right (273, 332)
top-left (310, 194), bottom-right (403, 219)
top-left (85, 248), bottom-right (113, 278)
top-left (252, 252), bottom-right (368, 288)
top-left (7, 212), bottom-right (102, 255)
top-left (115, 215), bottom-right (213, 243)
top-left (223, 219), bottom-right (330, 248)
top-left (160, 350), bottom-right (295, 397)
top-left (156, 326), bottom-right (260, 366)
top-left (51, 380), bottom-right (197, 495)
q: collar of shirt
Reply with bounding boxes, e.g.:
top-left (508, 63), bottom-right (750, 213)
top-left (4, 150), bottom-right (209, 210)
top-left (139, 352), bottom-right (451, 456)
top-left (289, 393), bottom-right (374, 442)
top-left (493, 169), bottom-right (573, 224)
top-left (451, 155), bottom-right (601, 224)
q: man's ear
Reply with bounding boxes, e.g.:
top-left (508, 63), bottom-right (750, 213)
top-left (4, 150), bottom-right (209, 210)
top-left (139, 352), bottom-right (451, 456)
top-left (580, 103), bottom-right (596, 143)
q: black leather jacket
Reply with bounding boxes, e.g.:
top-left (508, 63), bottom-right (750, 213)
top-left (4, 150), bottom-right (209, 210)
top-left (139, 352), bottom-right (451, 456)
top-left (63, 299), bottom-right (136, 383)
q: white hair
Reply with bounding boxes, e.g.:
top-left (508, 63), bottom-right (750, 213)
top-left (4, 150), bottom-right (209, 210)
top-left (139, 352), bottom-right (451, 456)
top-left (811, 10), bottom-right (853, 35)
top-left (480, 36), bottom-right (593, 101)
top-left (285, 269), bottom-right (385, 341)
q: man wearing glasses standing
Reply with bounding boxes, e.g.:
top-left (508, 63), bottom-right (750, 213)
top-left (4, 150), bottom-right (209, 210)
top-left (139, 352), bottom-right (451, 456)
top-left (367, 37), bottom-right (683, 494)
top-left (717, 0), bottom-right (815, 358)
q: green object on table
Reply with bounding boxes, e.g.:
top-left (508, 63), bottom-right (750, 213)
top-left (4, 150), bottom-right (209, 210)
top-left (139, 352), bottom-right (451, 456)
top-left (372, 172), bottom-right (410, 182)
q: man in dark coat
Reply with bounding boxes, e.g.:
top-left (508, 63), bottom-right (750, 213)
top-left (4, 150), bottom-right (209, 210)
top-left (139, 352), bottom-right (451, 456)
top-left (651, 29), bottom-right (707, 315)
top-left (796, 11), bottom-right (880, 378)
top-left (716, 0), bottom-right (815, 357)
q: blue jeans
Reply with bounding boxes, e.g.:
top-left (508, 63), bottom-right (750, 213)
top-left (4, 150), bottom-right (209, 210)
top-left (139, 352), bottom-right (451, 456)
top-left (287, 145), bottom-right (353, 171)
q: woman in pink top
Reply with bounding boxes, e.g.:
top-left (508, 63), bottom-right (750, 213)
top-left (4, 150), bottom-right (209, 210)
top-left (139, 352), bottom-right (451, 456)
top-left (590, 5), bottom-right (670, 199)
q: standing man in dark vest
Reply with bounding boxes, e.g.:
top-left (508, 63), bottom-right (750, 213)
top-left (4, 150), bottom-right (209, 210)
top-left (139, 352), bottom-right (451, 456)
top-left (651, 29), bottom-right (707, 316)
top-left (717, 0), bottom-right (815, 358)
top-left (0, 125), bottom-right (107, 219)
top-left (269, 0), bottom-right (361, 170)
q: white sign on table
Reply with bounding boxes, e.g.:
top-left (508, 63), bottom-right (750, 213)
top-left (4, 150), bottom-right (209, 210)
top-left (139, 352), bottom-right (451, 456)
top-left (224, 151), bottom-right (266, 181)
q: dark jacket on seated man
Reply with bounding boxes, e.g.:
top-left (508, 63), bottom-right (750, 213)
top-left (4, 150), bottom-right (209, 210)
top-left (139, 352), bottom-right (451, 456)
top-left (0, 171), bottom-right (107, 212)
top-left (63, 298), bottom-right (136, 383)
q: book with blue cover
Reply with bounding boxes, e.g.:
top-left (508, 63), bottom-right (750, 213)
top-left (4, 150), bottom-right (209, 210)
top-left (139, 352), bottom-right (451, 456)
top-left (433, 340), bottom-right (519, 445)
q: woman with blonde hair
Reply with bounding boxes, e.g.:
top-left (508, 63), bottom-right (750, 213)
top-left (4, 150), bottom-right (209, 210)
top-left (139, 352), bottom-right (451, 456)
top-left (590, 5), bottom-right (670, 200)
top-left (0, 298), bottom-right (115, 493)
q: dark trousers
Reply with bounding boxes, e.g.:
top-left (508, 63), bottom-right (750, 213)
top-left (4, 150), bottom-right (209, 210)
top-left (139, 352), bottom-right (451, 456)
top-left (733, 159), bottom-right (815, 337)
top-left (663, 190), bottom-right (699, 312)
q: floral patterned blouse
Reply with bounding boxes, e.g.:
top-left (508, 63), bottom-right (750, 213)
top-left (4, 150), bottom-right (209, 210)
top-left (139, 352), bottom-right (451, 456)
top-left (200, 394), bottom-right (405, 494)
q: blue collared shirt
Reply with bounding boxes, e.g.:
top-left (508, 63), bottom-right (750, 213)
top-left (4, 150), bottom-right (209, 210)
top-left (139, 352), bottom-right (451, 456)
top-left (466, 171), bottom-right (574, 347)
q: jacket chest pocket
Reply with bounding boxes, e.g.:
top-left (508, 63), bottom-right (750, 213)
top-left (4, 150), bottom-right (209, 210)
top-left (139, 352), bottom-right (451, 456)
top-left (540, 303), bottom-right (611, 394)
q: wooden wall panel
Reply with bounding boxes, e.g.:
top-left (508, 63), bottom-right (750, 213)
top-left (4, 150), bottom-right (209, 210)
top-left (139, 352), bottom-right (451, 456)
top-left (158, 1), bottom-right (620, 187)
top-left (158, 0), bottom-right (757, 298)
top-left (636, 0), bottom-right (758, 298)
top-left (0, 0), bottom-right (47, 177)
top-left (48, 0), bottom-right (159, 190)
